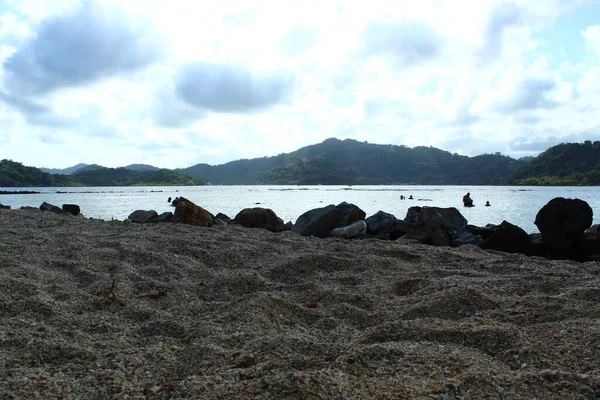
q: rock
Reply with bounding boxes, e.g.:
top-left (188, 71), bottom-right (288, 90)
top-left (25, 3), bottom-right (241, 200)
top-left (400, 221), bottom-right (451, 246)
top-left (214, 213), bottom-right (231, 224)
top-left (450, 229), bottom-right (484, 246)
top-left (365, 211), bottom-right (397, 235)
top-left (158, 212), bottom-right (173, 223)
top-left (534, 197), bottom-right (593, 256)
top-left (62, 204), bottom-right (81, 216)
top-left (128, 210), bottom-right (159, 223)
top-left (0, 203), bottom-right (10, 209)
top-left (418, 206), bottom-right (467, 231)
top-left (20, 206), bottom-right (39, 211)
top-left (292, 205), bottom-right (344, 237)
top-left (331, 220), bottom-right (367, 239)
top-left (404, 207), bottom-right (421, 224)
top-left (336, 202), bottom-right (366, 227)
top-left (172, 197), bottom-right (213, 227)
top-left (480, 220), bottom-right (533, 255)
top-left (284, 221), bottom-right (293, 231)
top-left (232, 208), bottom-right (286, 232)
top-left (40, 202), bottom-right (63, 214)
top-left (389, 220), bottom-right (416, 240)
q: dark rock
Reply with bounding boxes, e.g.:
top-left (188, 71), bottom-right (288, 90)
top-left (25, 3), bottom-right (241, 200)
top-left (401, 221), bottom-right (451, 246)
top-left (418, 206), bottom-right (467, 231)
top-left (467, 224), bottom-right (496, 241)
top-left (232, 208), bottom-right (286, 232)
top-left (534, 197), bottom-right (593, 256)
top-left (404, 206), bottom-right (422, 224)
top-left (172, 197), bottom-right (213, 227)
top-left (40, 202), bottom-right (63, 214)
top-left (284, 221), bottom-right (293, 231)
top-left (20, 206), bottom-right (39, 211)
top-left (331, 220), bottom-right (367, 239)
top-left (158, 212), bottom-right (173, 223)
top-left (128, 210), bottom-right (159, 223)
top-left (389, 220), bottom-right (416, 240)
top-left (292, 205), bottom-right (344, 237)
top-left (62, 204), bottom-right (81, 216)
top-left (214, 213), bottom-right (231, 224)
top-left (480, 220), bottom-right (533, 255)
top-left (450, 229), bottom-right (484, 246)
top-left (0, 203), bottom-right (10, 209)
top-left (336, 202), bottom-right (366, 227)
top-left (365, 211), bottom-right (398, 235)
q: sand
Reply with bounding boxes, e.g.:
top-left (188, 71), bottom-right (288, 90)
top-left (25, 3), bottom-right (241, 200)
top-left (1, 208), bottom-right (599, 399)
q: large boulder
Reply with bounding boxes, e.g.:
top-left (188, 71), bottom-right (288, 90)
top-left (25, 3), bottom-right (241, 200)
top-left (0, 203), bottom-right (10, 210)
top-left (336, 202), bottom-right (366, 227)
top-left (401, 221), bottom-right (451, 246)
top-left (331, 220), bottom-right (367, 239)
top-left (40, 202), bottom-right (63, 214)
top-left (62, 204), bottom-right (81, 216)
top-left (404, 206), bottom-right (422, 224)
top-left (128, 210), bottom-right (159, 223)
top-left (214, 213), bottom-right (232, 224)
top-left (389, 220), bottom-right (416, 240)
top-left (172, 197), bottom-right (213, 227)
top-left (534, 197), bottom-right (593, 256)
top-left (292, 205), bottom-right (344, 237)
top-left (480, 220), bottom-right (533, 255)
top-left (232, 208), bottom-right (286, 232)
top-left (158, 212), bottom-right (173, 223)
top-left (365, 211), bottom-right (398, 235)
top-left (418, 206), bottom-right (467, 231)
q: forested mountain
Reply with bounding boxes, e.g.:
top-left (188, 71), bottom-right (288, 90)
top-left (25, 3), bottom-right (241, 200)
top-left (506, 140), bottom-right (600, 185)
top-left (0, 161), bottom-right (200, 187)
top-left (1, 160), bottom-right (74, 186)
top-left (5, 139), bottom-right (600, 187)
top-left (40, 163), bottom-right (90, 175)
top-left (181, 138), bottom-right (526, 185)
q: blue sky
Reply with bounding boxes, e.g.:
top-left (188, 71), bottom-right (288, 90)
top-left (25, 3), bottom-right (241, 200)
top-left (0, 0), bottom-right (599, 168)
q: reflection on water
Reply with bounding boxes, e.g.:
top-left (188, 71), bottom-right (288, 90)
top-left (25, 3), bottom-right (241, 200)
top-left (2, 185), bottom-right (600, 234)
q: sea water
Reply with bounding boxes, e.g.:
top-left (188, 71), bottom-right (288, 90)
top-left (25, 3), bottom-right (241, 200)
top-left (2, 185), bottom-right (600, 234)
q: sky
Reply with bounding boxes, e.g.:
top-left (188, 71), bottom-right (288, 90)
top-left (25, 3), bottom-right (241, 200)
top-left (0, 0), bottom-right (599, 169)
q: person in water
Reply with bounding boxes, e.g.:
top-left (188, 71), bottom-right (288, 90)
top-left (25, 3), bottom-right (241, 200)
top-left (463, 192), bottom-right (474, 207)
top-left (485, 201), bottom-right (491, 207)
top-left (409, 195), bottom-right (414, 200)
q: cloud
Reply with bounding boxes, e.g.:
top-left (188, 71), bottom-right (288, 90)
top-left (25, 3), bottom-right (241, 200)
top-left (175, 62), bottom-right (295, 113)
top-left (501, 76), bottom-right (559, 111)
top-left (478, 2), bottom-right (521, 62)
top-left (360, 19), bottom-right (443, 66)
top-left (279, 25), bottom-right (319, 57)
top-left (582, 25), bottom-right (600, 55)
top-left (2, 2), bottom-right (162, 97)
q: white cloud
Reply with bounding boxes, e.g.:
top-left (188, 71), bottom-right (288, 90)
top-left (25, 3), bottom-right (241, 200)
top-left (0, 0), bottom-right (599, 169)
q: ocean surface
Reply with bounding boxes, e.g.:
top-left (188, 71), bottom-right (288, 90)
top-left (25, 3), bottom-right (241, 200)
top-left (2, 185), bottom-right (600, 234)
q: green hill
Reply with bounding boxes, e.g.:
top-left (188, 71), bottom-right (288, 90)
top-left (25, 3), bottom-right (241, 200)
top-left (0, 160), bottom-right (200, 187)
top-left (506, 140), bottom-right (600, 185)
top-left (1, 160), bottom-right (75, 187)
top-left (181, 138), bottom-right (526, 185)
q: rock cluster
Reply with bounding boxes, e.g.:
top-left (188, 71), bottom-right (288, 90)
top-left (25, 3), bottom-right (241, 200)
top-left (1, 196), bottom-right (596, 262)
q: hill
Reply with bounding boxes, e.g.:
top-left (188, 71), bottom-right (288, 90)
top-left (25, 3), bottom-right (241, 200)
top-left (506, 140), bottom-right (600, 185)
top-left (1, 160), bottom-right (75, 187)
top-left (40, 163), bottom-right (90, 175)
top-left (71, 167), bottom-right (201, 186)
top-left (0, 161), bottom-right (200, 187)
top-left (123, 164), bottom-right (160, 172)
top-left (181, 138), bottom-right (526, 185)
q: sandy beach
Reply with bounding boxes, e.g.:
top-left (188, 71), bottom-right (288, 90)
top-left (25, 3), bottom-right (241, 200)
top-left (1, 208), bottom-right (599, 399)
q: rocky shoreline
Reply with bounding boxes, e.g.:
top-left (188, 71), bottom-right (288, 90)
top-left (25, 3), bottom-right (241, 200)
top-left (1, 203), bottom-right (600, 398)
top-left (5, 194), bottom-right (597, 262)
